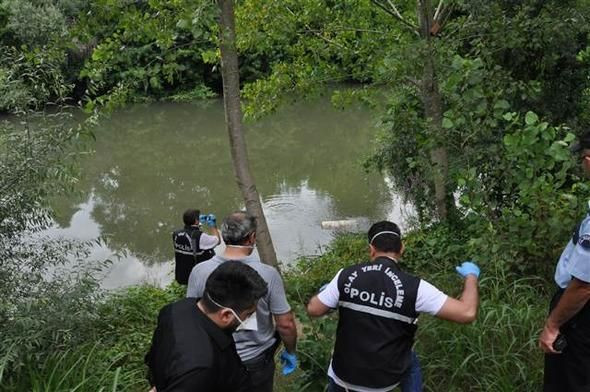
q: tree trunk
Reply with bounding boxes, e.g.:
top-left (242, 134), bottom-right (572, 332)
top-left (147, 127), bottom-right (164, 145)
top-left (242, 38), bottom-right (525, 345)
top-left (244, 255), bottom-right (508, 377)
top-left (217, 0), bottom-right (280, 269)
top-left (417, 0), bottom-right (449, 220)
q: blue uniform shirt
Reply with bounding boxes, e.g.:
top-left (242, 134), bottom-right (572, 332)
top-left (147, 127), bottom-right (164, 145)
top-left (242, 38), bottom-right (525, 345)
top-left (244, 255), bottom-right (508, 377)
top-left (555, 206), bottom-right (590, 288)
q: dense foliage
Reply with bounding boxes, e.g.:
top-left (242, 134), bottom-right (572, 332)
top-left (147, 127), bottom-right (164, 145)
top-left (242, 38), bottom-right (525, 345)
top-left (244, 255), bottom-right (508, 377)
top-left (2, 0), bottom-right (590, 390)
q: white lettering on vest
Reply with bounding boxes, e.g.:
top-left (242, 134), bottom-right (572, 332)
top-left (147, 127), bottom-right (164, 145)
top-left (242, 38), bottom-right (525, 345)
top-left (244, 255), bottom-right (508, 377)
top-left (361, 264), bottom-right (383, 273)
top-left (343, 271), bottom-right (359, 294)
top-left (384, 267), bottom-right (405, 308)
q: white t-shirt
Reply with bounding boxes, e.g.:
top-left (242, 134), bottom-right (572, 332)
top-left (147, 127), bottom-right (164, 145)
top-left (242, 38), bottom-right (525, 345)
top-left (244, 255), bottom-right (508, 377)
top-left (318, 267), bottom-right (448, 392)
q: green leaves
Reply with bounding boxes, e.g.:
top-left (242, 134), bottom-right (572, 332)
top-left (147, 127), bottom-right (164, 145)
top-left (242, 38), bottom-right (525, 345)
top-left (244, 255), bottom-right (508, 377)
top-left (442, 117), bottom-right (454, 129)
top-left (524, 111), bottom-right (538, 125)
top-left (79, 0), bottom-right (219, 103)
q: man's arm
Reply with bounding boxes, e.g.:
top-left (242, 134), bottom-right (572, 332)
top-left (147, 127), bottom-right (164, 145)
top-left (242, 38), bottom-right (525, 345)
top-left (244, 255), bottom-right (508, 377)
top-left (307, 270), bottom-right (341, 317)
top-left (307, 295), bottom-right (333, 317)
top-left (274, 311), bottom-right (297, 353)
top-left (435, 275), bottom-right (479, 324)
top-left (199, 229), bottom-right (220, 249)
top-left (208, 227), bottom-right (221, 244)
top-left (539, 277), bottom-right (590, 353)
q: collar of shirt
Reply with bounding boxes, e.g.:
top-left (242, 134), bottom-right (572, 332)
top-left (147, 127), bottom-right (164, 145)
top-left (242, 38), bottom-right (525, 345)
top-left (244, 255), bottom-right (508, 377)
top-left (215, 254), bottom-right (260, 265)
top-left (375, 256), bottom-right (401, 269)
top-left (194, 300), bottom-right (234, 350)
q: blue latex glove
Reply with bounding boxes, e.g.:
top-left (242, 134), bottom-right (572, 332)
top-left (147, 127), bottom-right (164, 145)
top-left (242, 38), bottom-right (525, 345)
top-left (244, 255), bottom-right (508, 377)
top-left (455, 261), bottom-right (480, 279)
top-left (280, 349), bottom-right (297, 375)
top-left (206, 214), bottom-right (216, 226)
top-left (199, 214), bottom-right (207, 225)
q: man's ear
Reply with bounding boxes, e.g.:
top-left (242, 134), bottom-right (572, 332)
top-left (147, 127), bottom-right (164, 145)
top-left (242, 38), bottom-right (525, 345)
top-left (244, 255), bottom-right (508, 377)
top-left (369, 244), bottom-right (377, 259)
top-left (218, 308), bottom-right (235, 326)
top-left (400, 242), bottom-right (405, 256)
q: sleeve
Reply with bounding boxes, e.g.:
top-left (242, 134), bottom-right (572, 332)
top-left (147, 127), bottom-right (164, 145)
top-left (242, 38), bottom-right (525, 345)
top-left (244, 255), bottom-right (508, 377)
top-left (317, 269), bottom-right (342, 309)
top-left (186, 266), bottom-right (206, 298)
top-left (415, 279), bottom-right (448, 315)
top-left (567, 231), bottom-right (590, 283)
top-left (199, 233), bottom-right (220, 250)
top-left (268, 268), bottom-right (291, 314)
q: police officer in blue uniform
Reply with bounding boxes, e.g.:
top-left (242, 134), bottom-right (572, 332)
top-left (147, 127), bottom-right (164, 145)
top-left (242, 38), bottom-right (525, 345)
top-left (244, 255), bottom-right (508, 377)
top-left (540, 131), bottom-right (590, 392)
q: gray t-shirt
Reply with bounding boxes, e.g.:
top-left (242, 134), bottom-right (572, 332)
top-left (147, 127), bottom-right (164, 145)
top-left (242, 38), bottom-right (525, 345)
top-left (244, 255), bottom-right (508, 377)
top-left (186, 254), bottom-right (291, 361)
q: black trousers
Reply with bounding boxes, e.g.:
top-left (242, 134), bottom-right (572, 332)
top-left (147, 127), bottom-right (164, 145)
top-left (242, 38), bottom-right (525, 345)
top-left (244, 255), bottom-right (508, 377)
top-left (544, 289), bottom-right (590, 392)
top-left (242, 341), bottom-right (279, 392)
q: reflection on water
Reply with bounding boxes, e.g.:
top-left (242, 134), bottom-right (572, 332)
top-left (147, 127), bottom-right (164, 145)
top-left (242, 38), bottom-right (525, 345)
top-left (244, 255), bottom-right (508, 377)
top-left (46, 98), bottom-right (412, 288)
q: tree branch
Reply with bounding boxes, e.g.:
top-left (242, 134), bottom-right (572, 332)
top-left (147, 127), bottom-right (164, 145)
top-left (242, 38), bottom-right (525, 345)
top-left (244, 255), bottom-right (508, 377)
top-left (433, 0), bottom-right (444, 22)
top-left (370, 0), bottom-right (420, 35)
top-left (285, 6), bottom-right (349, 50)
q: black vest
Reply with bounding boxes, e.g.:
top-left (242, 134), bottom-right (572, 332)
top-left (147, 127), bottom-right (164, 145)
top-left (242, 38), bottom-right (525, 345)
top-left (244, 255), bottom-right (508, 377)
top-left (332, 257), bottom-right (420, 388)
top-left (172, 226), bottom-right (215, 284)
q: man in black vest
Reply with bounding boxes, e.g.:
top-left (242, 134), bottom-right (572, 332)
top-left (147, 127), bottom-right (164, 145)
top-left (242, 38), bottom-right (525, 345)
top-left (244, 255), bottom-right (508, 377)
top-left (307, 221), bottom-right (480, 392)
top-left (539, 130), bottom-right (590, 391)
top-left (173, 208), bottom-right (220, 285)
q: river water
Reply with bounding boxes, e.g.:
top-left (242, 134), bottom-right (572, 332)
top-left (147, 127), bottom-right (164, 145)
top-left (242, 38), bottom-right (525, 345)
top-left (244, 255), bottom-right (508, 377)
top-left (45, 98), bottom-right (411, 289)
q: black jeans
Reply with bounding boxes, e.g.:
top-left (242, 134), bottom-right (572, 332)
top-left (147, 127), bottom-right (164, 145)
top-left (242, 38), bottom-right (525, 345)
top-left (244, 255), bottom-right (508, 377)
top-left (242, 345), bottom-right (277, 392)
top-left (544, 289), bottom-right (590, 392)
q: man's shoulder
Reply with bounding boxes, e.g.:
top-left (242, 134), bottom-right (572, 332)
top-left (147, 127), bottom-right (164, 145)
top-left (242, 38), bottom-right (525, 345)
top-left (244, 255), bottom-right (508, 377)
top-left (246, 258), bottom-right (281, 277)
top-left (194, 257), bottom-right (224, 271)
top-left (340, 261), bottom-right (371, 273)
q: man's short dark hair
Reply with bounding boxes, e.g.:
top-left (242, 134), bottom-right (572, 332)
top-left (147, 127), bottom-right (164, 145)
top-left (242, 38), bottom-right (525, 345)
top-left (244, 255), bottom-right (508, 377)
top-left (183, 209), bottom-right (200, 226)
top-left (368, 221), bottom-right (402, 253)
top-left (201, 261), bottom-right (268, 313)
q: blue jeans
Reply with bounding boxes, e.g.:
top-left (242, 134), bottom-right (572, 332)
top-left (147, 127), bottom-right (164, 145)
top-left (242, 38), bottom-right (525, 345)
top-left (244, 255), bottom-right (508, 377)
top-left (327, 351), bottom-right (423, 392)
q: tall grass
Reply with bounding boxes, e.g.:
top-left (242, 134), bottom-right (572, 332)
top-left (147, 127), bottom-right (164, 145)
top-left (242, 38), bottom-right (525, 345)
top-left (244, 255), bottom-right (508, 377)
top-left (1, 344), bottom-right (144, 392)
top-left (1, 283), bottom-right (185, 392)
top-left (416, 270), bottom-right (545, 391)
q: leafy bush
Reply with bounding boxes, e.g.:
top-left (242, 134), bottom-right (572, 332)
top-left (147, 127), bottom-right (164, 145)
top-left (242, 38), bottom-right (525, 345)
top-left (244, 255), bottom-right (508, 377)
top-left (457, 111), bottom-right (590, 277)
top-left (0, 47), bottom-right (70, 113)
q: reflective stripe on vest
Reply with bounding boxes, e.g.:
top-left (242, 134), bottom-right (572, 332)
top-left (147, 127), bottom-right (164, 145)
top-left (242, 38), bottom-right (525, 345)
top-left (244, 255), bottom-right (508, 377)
top-left (338, 301), bottom-right (418, 324)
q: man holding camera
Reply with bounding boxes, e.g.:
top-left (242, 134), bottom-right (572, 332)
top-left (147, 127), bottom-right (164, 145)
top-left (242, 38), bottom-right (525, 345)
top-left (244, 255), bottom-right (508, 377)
top-left (307, 220), bottom-right (480, 392)
top-left (540, 131), bottom-right (590, 392)
top-left (172, 208), bottom-right (220, 285)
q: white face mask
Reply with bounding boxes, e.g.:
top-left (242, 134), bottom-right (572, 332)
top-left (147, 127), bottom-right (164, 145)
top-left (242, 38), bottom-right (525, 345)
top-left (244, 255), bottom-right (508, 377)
top-left (207, 293), bottom-right (258, 331)
top-left (234, 311), bottom-right (258, 332)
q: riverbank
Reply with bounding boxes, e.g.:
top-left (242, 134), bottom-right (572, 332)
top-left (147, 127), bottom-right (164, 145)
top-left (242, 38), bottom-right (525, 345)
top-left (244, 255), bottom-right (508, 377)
top-left (1, 226), bottom-right (548, 391)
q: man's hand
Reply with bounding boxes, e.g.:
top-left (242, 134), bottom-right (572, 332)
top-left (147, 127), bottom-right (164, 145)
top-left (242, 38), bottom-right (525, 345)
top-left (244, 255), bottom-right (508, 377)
top-left (539, 322), bottom-right (561, 354)
top-left (206, 214), bottom-right (216, 227)
top-left (455, 261), bottom-right (480, 279)
top-left (280, 349), bottom-right (297, 375)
